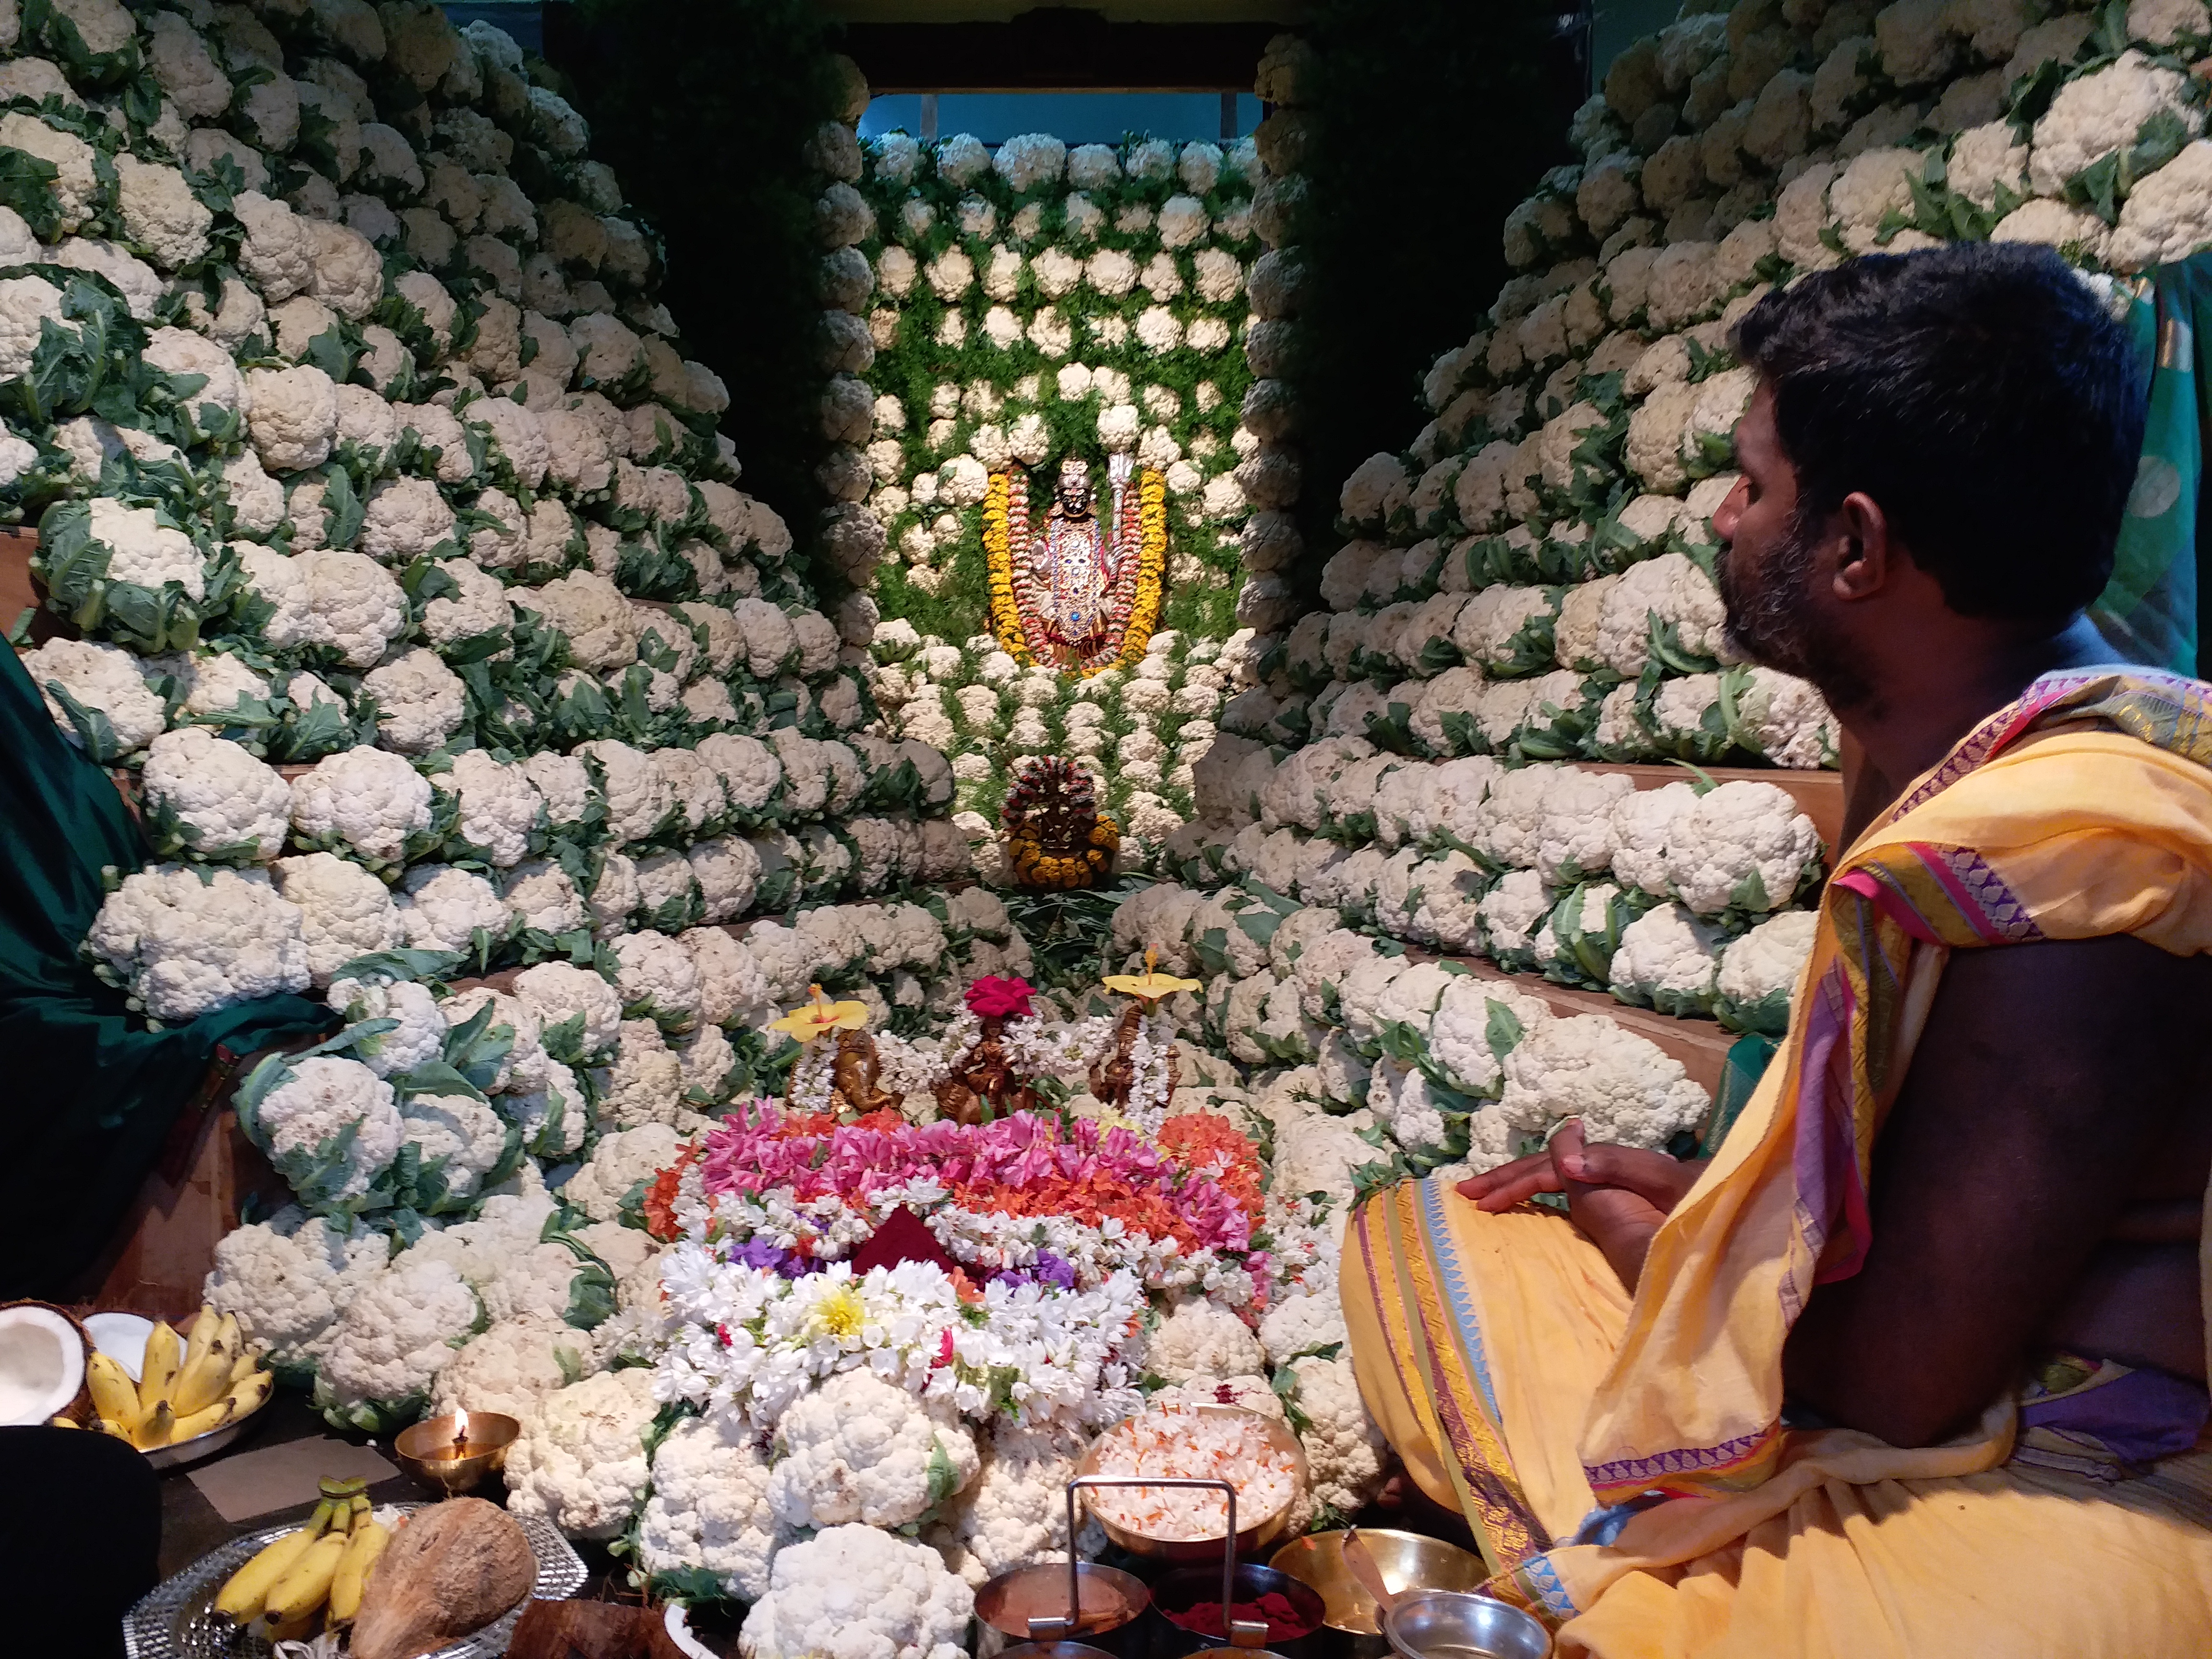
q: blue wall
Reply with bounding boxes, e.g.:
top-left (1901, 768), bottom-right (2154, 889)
top-left (859, 91), bottom-right (1263, 145)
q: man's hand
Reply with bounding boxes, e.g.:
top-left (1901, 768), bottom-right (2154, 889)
top-left (1456, 1121), bottom-right (1708, 1291)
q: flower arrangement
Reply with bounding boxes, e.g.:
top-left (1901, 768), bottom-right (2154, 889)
top-left (1003, 757), bottom-right (1118, 890)
top-left (645, 1103), bottom-right (1272, 1430)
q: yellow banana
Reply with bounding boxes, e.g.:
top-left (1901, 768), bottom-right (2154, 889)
top-left (94, 1413), bottom-right (134, 1443)
top-left (133, 1400), bottom-right (175, 1450)
top-left (168, 1397), bottom-right (231, 1443)
top-left (327, 1518), bottom-right (389, 1623)
top-left (214, 1527), bottom-right (316, 1621)
top-left (265, 1528), bottom-right (349, 1624)
top-left (137, 1321), bottom-right (181, 1418)
top-left (179, 1303), bottom-right (217, 1379)
top-left (171, 1342), bottom-right (237, 1418)
top-left (86, 1352), bottom-right (142, 1435)
top-left (227, 1345), bottom-right (260, 1386)
top-left (48, 1414), bottom-right (79, 1428)
top-left (173, 1370), bottom-right (275, 1443)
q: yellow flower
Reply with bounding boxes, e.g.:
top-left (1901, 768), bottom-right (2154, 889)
top-left (768, 984), bottom-right (869, 1043)
top-left (812, 1284), bottom-right (866, 1342)
top-left (1103, 946), bottom-right (1201, 1004)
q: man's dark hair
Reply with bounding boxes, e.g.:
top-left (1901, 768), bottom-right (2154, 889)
top-left (1731, 244), bottom-right (2146, 623)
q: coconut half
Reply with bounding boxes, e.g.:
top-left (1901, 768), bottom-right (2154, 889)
top-left (0, 1300), bottom-right (94, 1426)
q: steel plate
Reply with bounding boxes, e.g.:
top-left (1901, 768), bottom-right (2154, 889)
top-left (122, 1504), bottom-right (587, 1659)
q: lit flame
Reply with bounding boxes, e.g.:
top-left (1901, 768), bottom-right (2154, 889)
top-left (452, 1408), bottom-right (469, 1453)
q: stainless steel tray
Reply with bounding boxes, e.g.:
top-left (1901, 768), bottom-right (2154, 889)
top-left (123, 1504), bottom-right (588, 1659)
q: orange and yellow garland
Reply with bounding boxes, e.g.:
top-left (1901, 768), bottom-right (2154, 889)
top-left (982, 469), bottom-right (1026, 662)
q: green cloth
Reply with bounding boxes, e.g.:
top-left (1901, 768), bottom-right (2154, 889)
top-left (2095, 264), bottom-right (2205, 674)
top-left (1699, 1034), bottom-right (1780, 1162)
top-left (0, 642), bottom-right (331, 1300)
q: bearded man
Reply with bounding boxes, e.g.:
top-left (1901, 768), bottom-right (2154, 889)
top-left (1343, 243), bottom-right (2212, 1656)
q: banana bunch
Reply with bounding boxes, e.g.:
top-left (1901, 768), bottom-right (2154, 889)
top-left (84, 1304), bottom-right (272, 1449)
top-left (216, 1477), bottom-right (391, 1637)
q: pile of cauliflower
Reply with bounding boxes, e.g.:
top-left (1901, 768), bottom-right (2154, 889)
top-left (870, 616), bottom-right (1245, 865)
top-left (840, 125), bottom-right (1273, 605)
top-left (1216, 0), bottom-right (2211, 782)
top-left (0, 3), bottom-right (969, 1037)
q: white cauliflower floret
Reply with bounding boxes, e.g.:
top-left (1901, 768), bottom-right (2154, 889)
top-left (927, 1419), bottom-right (1100, 1588)
top-left (397, 864), bottom-right (508, 955)
top-left (557, 1122), bottom-right (680, 1223)
top-left (1664, 780), bottom-right (1825, 915)
top-left (361, 647), bottom-right (468, 754)
top-left (140, 728), bottom-right (292, 862)
top-left (2111, 139), bottom-right (2212, 270)
top-left (1148, 1296), bottom-right (1265, 1382)
top-left (288, 745), bottom-right (432, 865)
top-left (1270, 1110), bottom-right (1383, 1208)
top-left (591, 1021), bottom-right (683, 1129)
top-left (638, 1407), bottom-right (791, 1602)
top-left (1477, 868), bottom-right (1553, 970)
top-left (1596, 553), bottom-right (1727, 675)
top-left (504, 1366), bottom-right (660, 1539)
top-left (1534, 768), bottom-right (1634, 887)
top-left (2030, 52), bottom-right (2200, 202)
top-left (1716, 909), bottom-right (1821, 1036)
top-left (203, 1210), bottom-right (391, 1369)
top-left (1498, 1013), bottom-right (1709, 1151)
top-left (298, 549), bottom-right (406, 667)
top-left (767, 1367), bottom-right (981, 1531)
top-left (1609, 903), bottom-right (1730, 1016)
top-left (244, 364), bottom-right (339, 472)
top-left (396, 1093), bottom-right (506, 1212)
top-left (1287, 1352), bottom-right (1390, 1517)
top-left (572, 738), bottom-right (671, 845)
top-left (325, 974), bottom-right (444, 1079)
top-left (741, 1524), bottom-right (973, 1659)
top-left (84, 498), bottom-right (206, 600)
top-left (114, 154), bottom-right (213, 271)
top-left (444, 749), bottom-right (541, 867)
top-left (527, 571), bottom-right (639, 670)
top-left (17, 637), bottom-right (168, 754)
top-left (271, 852), bottom-right (404, 984)
top-left (241, 1054), bottom-right (404, 1203)
top-left (611, 930), bottom-right (704, 1030)
top-left (84, 864), bottom-right (310, 1021)
top-left (1428, 976), bottom-right (1548, 1100)
top-left (358, 475), bottom-right (457, 565)
top-left (431, 1319), bottom-right (601, 1424)
top-left (1259, 1292), bottom-right (1349, 1365)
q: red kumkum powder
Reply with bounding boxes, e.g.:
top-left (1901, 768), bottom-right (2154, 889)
top-left (1165, 1593), bottom-right (1316, 1641)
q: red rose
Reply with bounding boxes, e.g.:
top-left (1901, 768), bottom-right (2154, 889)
top-left (965, 975), bottom-right (1036, 1019)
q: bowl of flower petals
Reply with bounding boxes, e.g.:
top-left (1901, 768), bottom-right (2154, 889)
top-left (1079, 1403), bottom-right (1309, 1562)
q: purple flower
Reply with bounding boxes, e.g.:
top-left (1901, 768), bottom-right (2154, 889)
top-left (730, 1237), bottom-right (816, 1278)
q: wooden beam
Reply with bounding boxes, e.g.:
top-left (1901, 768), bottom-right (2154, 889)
top-left (842, 12), bottom-right (1281, 92)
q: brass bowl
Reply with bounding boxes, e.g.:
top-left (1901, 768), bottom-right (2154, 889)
top-left (393, 1410), bottom-right (520, 1497)
top-left (1077, 1404), bottom-right (1309, 1563)
top-left (1268, 1529), bottom-right (1487, 1637)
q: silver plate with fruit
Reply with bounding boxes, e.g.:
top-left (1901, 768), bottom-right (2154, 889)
top-left (122, 1505), bottom-right (587, 1659)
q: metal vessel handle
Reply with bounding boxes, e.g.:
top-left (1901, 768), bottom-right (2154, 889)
top-left (1058, 1475), bottom-right (1265, 1647)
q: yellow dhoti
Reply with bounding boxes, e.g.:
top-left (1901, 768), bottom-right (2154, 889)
top-left (1341, 671), bottom-right (2212, 1657)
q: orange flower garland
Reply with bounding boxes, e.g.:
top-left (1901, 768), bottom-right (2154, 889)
top-left (982, 469), bottom-right (1029, 664)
